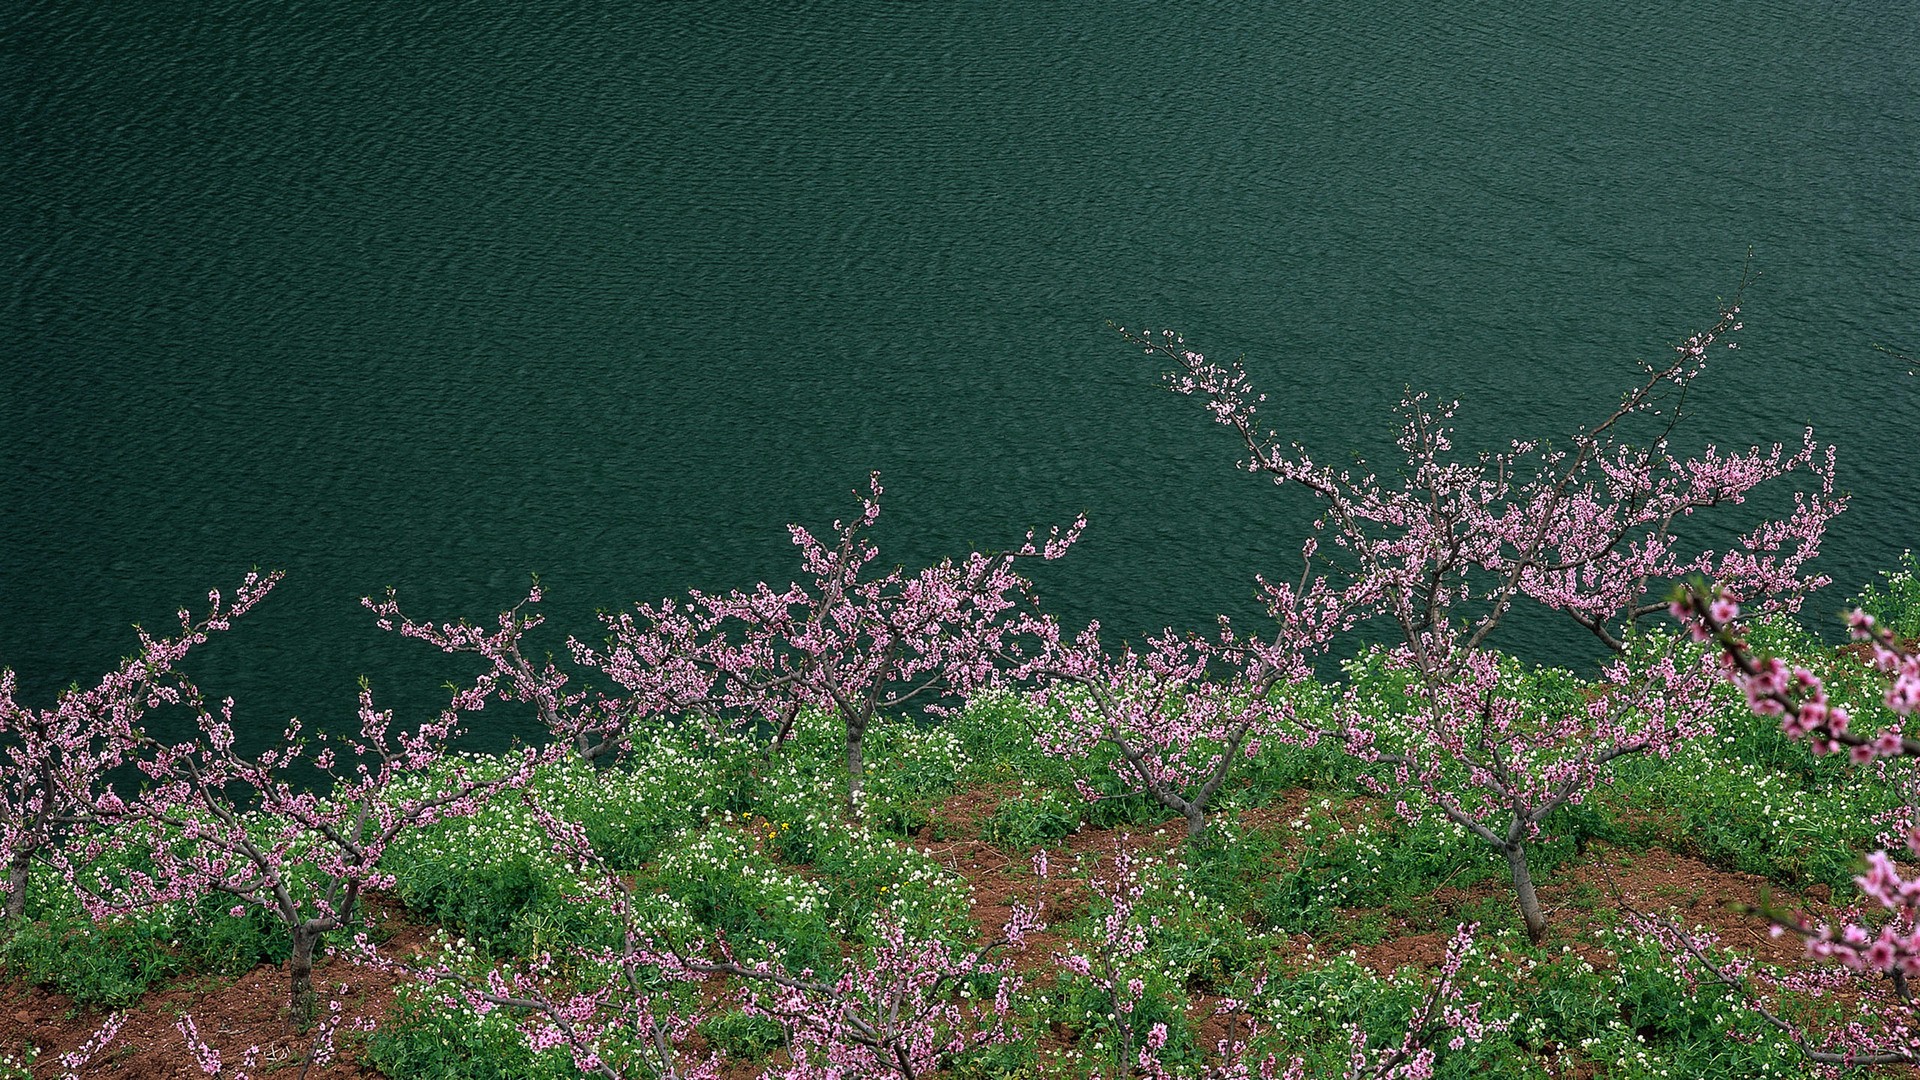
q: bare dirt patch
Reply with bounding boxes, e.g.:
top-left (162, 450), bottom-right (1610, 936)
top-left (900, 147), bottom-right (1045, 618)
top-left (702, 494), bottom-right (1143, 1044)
top-left (919, 780), bottom-right (1020, 842)
top-left (0, 895), bottom-right (434, 1078)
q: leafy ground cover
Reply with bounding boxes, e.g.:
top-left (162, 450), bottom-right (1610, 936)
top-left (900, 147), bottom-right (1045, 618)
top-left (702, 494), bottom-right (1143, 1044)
top-left (3, 609), bottom-right (1918, 1079)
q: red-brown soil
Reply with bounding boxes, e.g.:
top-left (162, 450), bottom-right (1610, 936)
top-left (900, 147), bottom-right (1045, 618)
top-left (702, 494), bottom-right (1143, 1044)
top-left (0, 895), bottom-right (433, 1077)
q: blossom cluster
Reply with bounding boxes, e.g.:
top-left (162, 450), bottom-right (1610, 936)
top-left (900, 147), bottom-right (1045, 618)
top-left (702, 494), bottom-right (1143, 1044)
top-left (1661, 587), bottom-right (1920, 1066)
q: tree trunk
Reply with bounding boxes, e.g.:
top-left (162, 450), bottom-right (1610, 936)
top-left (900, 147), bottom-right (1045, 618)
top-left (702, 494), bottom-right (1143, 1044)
top-left (1139, 777), bottom-right (1204, 840)
top-left (770, 701), bottom-right (800, 754)
top-left (1182, 803), bottom-right (1206, 840)
top-left (3, 857), bottom-right (28, 923)
top-left (844, 722), bottom-right (865, 818)
top-left (288, 924), bottom-right (323, 1028)
top-left (1503, 841), bottom-right (1548, 945)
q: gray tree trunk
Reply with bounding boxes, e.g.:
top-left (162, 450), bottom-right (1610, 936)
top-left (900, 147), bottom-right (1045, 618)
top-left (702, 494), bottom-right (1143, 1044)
top-left (3, 858), bottom-right (29, 923)
top-left (844, 724), bottom-right (865, 818)
top-left (1504, 842), bottom-right (1548, 944)
top-left (288, 924), bottom-right (323, 1028)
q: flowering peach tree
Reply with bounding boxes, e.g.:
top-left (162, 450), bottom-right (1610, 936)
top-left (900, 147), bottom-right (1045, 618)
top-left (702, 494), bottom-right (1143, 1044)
top-left (1129, 298), bottom-right (1843, 940)
top-left (577, 472), bottom-right (1082, 815)
top-left (373, 475), bottom-right (1079, 815)
top-left (1010, 560), bottom-right (1350, 838)
top-left (70, 640), bottom-right (542, 1025)
top-left (0, 572), bottom-right (278, 923)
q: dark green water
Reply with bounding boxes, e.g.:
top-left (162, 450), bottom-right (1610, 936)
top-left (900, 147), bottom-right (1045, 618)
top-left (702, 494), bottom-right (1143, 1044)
top-left (5, 1), bottom-right (1916, 750)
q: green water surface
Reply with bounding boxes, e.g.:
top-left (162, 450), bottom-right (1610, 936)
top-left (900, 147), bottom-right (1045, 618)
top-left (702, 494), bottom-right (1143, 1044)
top-left (4, 1), bottom-right (1915, 748)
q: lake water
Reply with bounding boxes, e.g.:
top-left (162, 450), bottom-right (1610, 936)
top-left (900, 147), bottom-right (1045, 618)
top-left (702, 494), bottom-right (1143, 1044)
top-left (4, 1), bottom-right (1915, 750)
